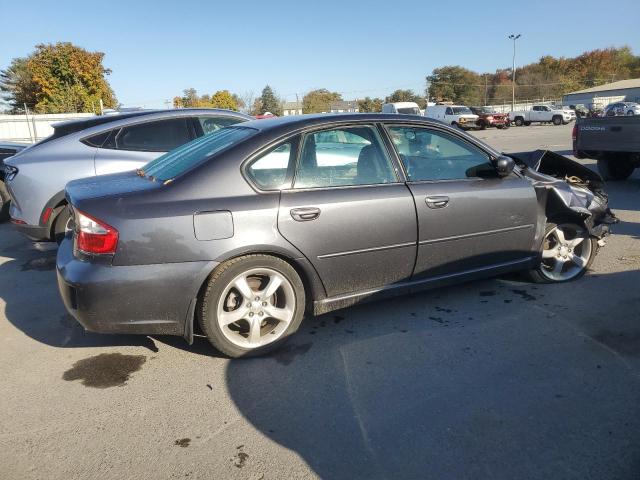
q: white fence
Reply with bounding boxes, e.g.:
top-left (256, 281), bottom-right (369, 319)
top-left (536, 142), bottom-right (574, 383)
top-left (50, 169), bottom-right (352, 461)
top-left (485, 99), bottom-right (562, 113)
top-left (0, 113), bottom-right (95, 143)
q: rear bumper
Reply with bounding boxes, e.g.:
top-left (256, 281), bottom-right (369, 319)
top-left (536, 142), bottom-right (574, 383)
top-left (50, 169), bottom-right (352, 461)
top-left (56, 237), bottom-right (218, 337)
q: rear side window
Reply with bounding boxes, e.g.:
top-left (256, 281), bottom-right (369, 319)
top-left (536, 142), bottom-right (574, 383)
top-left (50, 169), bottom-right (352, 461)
top-left (142, 126), bottom-right (256, 181)
top-left (115, 118), bottom-right (192, 152)
top-left (81, 130), bottom-right (112, 147)
top-left (246, 142), bottom-right (296, 190)
top-left (198, 116), bottom-right (244, 136)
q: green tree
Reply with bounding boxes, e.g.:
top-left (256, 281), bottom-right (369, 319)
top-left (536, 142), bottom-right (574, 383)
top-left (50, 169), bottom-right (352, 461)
top-left (427, 66), bottom-right (482, 105)
top-left (259, 85), bottom-right (282, 115)
top-left (0, 42), bottom-right (117, 113)
top-left (302, 88), bottom-right (342, 113)
top-left (210, 90), bottom-right (239, 110)
top-left (357, 97), bottom-right (383, 112)
top-left (385, 89), bottom-right (425, 107)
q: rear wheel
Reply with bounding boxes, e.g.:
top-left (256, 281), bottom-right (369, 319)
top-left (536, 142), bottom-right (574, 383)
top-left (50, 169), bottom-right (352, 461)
top-left (524, 121), bottom-right (532, 126)
top-left (627, 110), bottom-right (635, 116)
top-left (198, 255), bottom-right (306, 358)
top-left (597, 157), bottom-right (635, 180)
top-left (514, 117), bottom-right (524, 127)
top-left (528, 222), bottom-right (596, 283)
top-left (0, 180), bottom-right (10, 223)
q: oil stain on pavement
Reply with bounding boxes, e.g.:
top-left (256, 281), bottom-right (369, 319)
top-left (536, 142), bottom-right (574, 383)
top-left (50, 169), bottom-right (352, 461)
top-left (21, 255), bottom-right (57, 271)
top-left (174, 438), bottom-right (191, 448)
top-left (62, 353), bottom-right (146, 388)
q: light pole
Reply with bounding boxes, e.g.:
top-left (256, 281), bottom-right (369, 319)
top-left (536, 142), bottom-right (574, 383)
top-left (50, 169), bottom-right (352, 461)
top-left (508, 34), bottom-right (521, 110)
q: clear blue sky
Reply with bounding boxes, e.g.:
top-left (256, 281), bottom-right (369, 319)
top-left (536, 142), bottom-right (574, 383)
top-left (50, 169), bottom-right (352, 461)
top-left (2, 0), bottom-right (639, 108)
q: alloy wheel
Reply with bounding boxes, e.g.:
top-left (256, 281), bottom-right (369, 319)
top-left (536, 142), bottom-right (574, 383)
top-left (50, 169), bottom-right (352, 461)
top-left (539, 224), bottom-right (592, 281)
top-left (216, 268), bottom-right (296, 348)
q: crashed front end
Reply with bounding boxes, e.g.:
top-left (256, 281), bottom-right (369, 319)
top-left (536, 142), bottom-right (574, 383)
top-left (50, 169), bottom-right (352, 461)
top-left (512, 150), bottom-right (618, 241)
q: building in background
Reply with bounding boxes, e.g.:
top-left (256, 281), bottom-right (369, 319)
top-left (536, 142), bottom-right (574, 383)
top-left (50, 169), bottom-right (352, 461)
top-left (282, 101), bottom-right (303, 116)
top-left (562, 78), bottom-right (640, 108)
top-left (329, 100), bottom-right (359, 113)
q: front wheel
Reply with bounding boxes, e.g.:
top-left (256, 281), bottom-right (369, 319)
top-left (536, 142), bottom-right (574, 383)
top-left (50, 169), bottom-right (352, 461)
top-left (528, 222), bottom-right (597, 283)
top-left (198, 254), bottom-right (306, 358)
top-left (627, 110), bottom-right (635, 116)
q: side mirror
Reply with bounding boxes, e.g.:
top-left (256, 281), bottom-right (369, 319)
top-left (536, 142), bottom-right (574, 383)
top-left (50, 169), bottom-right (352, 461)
top-left (495, 155), bottom-right (515, 177)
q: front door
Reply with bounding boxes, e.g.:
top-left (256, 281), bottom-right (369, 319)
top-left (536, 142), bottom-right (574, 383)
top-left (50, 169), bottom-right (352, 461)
top-left (277, 124), bottom-right (417, 297)
top-left (385, 125), bottom-right (538, 280)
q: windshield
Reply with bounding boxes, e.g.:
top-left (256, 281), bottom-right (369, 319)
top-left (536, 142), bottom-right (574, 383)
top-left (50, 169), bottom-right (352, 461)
top-left (142, 126), bottom-right (256, 181)
top-left (452, 107), bottom-right (473, 114)
top-left (397, 107), bottom-right (421, 115)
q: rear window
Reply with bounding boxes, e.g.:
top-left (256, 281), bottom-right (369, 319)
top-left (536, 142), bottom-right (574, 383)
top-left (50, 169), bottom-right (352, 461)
top-left (142, 126), bottom-right (256, 181)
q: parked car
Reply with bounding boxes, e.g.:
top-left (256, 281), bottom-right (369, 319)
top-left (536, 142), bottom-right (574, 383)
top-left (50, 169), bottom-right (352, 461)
top-left (573, 116), bottom-right (640, 180)
top-left (569, 104), bottom-right (590, 118)
top-left (5, 109), bottom-right (251, 242)
top-left (510, 105), bottom-right (573, 126)
top-left (603, 101), bottom-right (640, 117)
top-left (425, 104), bottom-right (478, 130)
top-left (382, 102), bottom-right (421, 115)
top-left (0, 142), bottom-right (28, 222)
top-left (57, 114), bottom-right (615, 358)
top-left (557, 106), bottom-right (577, 122)
top-left (469, 107), bottom-right (510, 129)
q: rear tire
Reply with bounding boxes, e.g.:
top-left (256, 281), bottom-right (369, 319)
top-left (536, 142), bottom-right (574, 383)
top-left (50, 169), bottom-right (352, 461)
top-left (524, 121), bottom-right (532, 126)
top-left (0, 180), bottom-right (10, 223)
top-left (198, 254), bottom-right (306, 358)
top-left (514, 117), bottom-right (524, 127)
top-left (597, 157), bottom-right (635, 181)
top-left (527, 222), bottom-right (597, 283)
top-left (627, 110), bottom-right (634, 116)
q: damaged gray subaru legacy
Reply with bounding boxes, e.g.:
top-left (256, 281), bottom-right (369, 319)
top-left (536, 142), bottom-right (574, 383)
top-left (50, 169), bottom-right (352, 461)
top-left (56, 114), bottom-right (617, 357)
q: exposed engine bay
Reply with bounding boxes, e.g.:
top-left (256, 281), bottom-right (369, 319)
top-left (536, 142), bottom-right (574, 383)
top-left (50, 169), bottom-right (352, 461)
top-left (510, 150), bottom-right (618, 238)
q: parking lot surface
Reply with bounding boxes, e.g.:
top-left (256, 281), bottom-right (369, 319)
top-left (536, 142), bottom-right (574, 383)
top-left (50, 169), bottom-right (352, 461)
top-left (1, 124), bottom-right (639, 480)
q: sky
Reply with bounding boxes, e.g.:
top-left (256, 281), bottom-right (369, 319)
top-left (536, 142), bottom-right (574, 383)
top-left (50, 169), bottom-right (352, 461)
top-left (1, 0), bottom-right (639, 109)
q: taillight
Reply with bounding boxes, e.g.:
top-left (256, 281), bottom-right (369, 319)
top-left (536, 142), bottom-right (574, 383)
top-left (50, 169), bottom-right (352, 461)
top-left (571, 125), bottom-right (577, 142)
top-left (75, 210), bottom-right (118, 255)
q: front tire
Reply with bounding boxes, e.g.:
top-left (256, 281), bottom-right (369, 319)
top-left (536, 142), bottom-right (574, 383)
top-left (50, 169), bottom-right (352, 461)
top-left (514, 117), bottom-right (524, 127)
top-left (528, 222), bottom-right (597, 283)
top-left (552, 116), bottom-right (562, 126)
top-left (198, 255), bottom-right (306, 358)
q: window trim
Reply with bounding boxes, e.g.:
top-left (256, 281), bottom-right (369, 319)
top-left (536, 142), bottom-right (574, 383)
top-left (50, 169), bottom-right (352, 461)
top-left (380, 123), bottom-right (518, 183)
top-left (290, 123), bottom-right (402, 191)
top-left (243, 136), bottom-right (301, 191)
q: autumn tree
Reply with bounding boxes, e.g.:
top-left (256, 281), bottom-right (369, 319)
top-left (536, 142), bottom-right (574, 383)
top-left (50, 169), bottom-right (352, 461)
top-left (210, 90), bottom-right (239, 110)
top-left (258, 85), bottom-right (282, 115)
top-left (357, 97), bottom-right (383, 112)
top-left (0, 42), bottom-right (117, 113)
top-left (427, 66), bottom-right (482, 105)
top-left (303, 89), bottom-right (342, 113)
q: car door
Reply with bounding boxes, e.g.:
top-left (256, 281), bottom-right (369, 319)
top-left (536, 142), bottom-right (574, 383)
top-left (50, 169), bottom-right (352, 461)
top-left (384, 125), bottom-right (537, 280)
top-left (276, 124), bottom-right (417, 297)
top-left (94, 117), bottom-right (195, 175)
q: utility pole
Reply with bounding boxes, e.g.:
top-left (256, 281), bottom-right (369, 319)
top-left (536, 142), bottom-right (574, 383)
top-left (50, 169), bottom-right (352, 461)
top-left (484, 74), bottom-right (488, 106)
top-left (508, 34), bottom-right (521, 111)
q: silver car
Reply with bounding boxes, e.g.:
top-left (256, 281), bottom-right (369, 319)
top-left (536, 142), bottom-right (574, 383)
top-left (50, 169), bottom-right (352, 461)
top-left (5, 109), bottom-right (251, 241)
top-left (603, 101), bottom-right (640, 116)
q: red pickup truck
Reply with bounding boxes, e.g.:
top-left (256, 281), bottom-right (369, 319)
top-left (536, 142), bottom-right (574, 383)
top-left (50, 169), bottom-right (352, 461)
top-left (470, 107), bottom-right (510, 129)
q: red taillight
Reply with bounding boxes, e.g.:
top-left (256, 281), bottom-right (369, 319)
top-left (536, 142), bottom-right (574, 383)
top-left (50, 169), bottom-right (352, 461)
top-left (75, 210), bottom-right (119, 255)
top-left (10, 218), bottom-right (26, 225)
top-left (41, 207), bottom-right (53, 224)
top-left (571, 125), bottom-right (577, 142)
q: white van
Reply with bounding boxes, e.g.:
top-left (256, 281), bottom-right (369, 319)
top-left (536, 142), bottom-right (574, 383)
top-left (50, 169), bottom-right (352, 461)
top-left (382, 102), bottom-right (421, 115)
top-left (424, 104), bottom-right (478, 130)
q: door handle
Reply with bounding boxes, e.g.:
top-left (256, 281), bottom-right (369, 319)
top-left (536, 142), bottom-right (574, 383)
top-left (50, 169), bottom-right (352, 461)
top-left (425, 195), bottom-right (449, 209)
top-left (290, 207), bottom-right (321, 221)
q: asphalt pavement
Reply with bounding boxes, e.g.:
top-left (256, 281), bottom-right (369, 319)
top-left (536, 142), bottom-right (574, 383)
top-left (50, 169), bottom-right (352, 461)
top-left (1, 123), bottom-right (639, 480)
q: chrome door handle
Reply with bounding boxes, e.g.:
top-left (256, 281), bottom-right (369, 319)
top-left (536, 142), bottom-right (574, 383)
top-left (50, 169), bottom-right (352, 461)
top-left (425, 195), bottom-right (449, 209)
top-left (290, 207), bottom-right (321, 221)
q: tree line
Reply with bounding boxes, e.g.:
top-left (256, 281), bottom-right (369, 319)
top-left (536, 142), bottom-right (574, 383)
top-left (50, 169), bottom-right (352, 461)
top-left (2, 43), bottom-right (639, 115)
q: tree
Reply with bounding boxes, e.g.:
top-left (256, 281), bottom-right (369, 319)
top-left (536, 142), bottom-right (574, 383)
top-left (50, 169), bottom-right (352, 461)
top-left (385, 89), bottom-right (425, 108)
top-left (357, 97), bottom-right (383, 112)
top-left (258, 85), bottom-right (282, 115)
top-left (302, 88), bottom-right (342, 113)
top-left (210, 90), bottom-right (239, 110)
top-left (426, 66), bottom-right (482, 105)
top-left (0, 42), bottom-right (117, 113)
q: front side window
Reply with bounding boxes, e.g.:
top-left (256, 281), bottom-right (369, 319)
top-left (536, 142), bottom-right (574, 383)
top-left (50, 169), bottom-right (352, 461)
top-left (198, 116), bottom-right (244, 136)
top-left (445, 107), bottom-right (453, 115)
top-left (294, 126), bottom-right (396, 189)
top-left (452, 107), bottom-right (472, 115)
top-left (142, 126), bottom-right (256, 181)
top-left (387, 126), bottom-right (494, 181)
top-left (115, 118), bottom-right (192, 152)
top-left (246, 141), bottom-right (295, 190)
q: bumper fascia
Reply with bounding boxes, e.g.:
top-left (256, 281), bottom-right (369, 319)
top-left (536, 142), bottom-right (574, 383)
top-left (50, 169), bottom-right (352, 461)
top-left (56, 237), bottom-right (218, 337)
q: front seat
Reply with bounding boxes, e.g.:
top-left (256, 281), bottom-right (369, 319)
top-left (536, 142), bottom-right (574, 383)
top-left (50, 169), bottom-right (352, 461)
top-left (356, 144), bottom-right (386, 184)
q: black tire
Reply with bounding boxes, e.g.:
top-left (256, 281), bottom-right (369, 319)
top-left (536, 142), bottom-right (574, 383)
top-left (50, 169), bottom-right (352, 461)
top-left (527, 222), bottom-right (597, 284)
top-left (552, 115), bottom-right (562, 126)
top-left (53, 205), bottom-right (71, 244)
top-left (627, 110), bottom-right (634, 116)
top-left (198, 254), bottom-right (306, 358)
top-left (524, 121), bottom-right (532, 126)
top-left (597, 157), bottom-right (635, 181)
top-left (451, 122), bottom-right (459, 129)
top-left (0, 180), bottom-right (10, 223)
top-left (503, 121), bottom-right (510, 129)
top-left (480, 121), bottom-right (487, 130)
top-left (514, 117), bottom-right (524, 127)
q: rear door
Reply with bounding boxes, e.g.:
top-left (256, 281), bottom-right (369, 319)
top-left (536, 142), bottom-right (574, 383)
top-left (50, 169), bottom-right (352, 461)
top-left (94, 117), bottom-right (195, 175)
top-left (384, 125), bottom-right (537, 280)
top-left (275, 124), bottom-right (417, 297)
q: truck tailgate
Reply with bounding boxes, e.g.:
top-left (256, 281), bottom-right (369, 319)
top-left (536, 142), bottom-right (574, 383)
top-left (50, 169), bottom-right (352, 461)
top-left (576, 117), bottom-right (640, 152)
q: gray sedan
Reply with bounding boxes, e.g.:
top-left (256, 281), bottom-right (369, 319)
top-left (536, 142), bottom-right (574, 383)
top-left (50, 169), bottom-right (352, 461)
top-left (56, 114), bottom-right (615, 357)
top-left (5, 109), bottom-right (251, 242)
